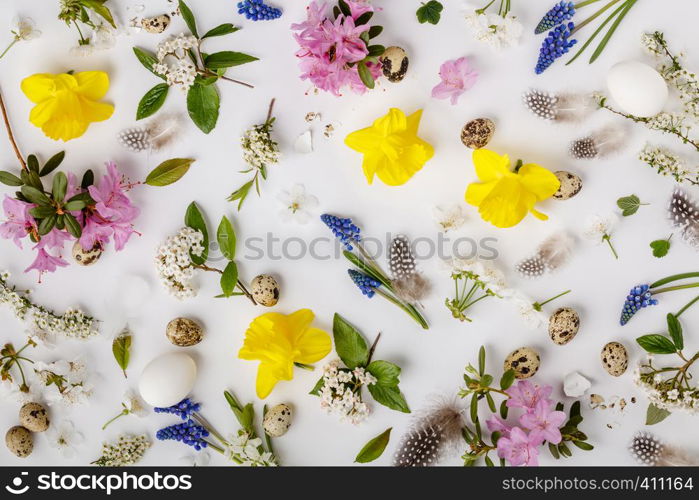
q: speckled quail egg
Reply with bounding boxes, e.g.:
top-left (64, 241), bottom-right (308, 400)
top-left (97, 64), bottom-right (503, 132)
top-left (381, 46), bottom-right (409, 82)
top-left (504, 347), bottom-right (540, 379)
top-left (461, 118), bottom-right (495, 149)
top-left (19, 402), bottom-right (49, 433)
top-left (5, 426), bottom-right (33, 458)
top-left (263, 404), bottom-right (292, 437)
top-left (251, 275), bottom-right (280, 307)
top-left (72, 241), bottom-right (103, 266)
top-left (166, 317), bottom-right (204, 347)
top-left (548, 307), bottom-right (580, 345)
top-left (141, 14), bottom-right (171, 34)
top-left (601, 341), bottom-right (628, 377)
top-left (553, 171), bottom-right (583, 200)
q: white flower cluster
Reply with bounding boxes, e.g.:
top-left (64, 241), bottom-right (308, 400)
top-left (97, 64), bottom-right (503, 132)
top-left (646, 112), bottom-right (688, 133)
top-left (639, 144), bottom-right (698, 185)
top-left (449, 258), bottom-right (510, 297)
top-left (154, 227), bottom-right (205, 300)
top-left (94, 435), bottom-right (151, 466)
top-left (318, 359), bottom-right (377, 425)
top-left (0, 272), bottom-right (98, 339)
top-left (582, 213), bottom-right (617, 242)
top-left (33, 359), bottom-right (94, 407)
top-left (241, 123), bottom-right (280, 171)
top-left (433, 204), bottom-right (467, 233)
top-left (634, 366), bottom-right (699, 415)
top-left (226, 432), bottom-right (277, 467)
top-left (465, 12), bottom-right (522, 51)
top-left (508, 291), bottom-right (547, 330)
top-left (154, 34), bottom-right (200, 91)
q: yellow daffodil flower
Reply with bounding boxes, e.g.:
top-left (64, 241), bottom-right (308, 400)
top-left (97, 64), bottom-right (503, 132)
top-left (238, 309), bottom-right (331, 399)
top-left (21, 71), bottom-right (114, 142)
top-left (345, 108), bottom-right (434, 186)
top-left (465, 149), bottom-right (560, 228)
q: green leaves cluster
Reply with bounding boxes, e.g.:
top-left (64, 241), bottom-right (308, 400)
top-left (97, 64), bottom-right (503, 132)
top-left (637, 313), bottom-right (684, 355)
top-left (416, 1), bottom-right (444, 25)
top-left (311, 314), bottom-right (410, 414)
top-left (548, 401), bottom-right (593, 459)
top-left (333, 0), bottom-right (384, 89)
top-left (133, 0), bottom-right (256, 133)
top-left (616, 194), bottom-right (647, 216)
top-left (650, 235), bottom-right (672, 258)
top-left (58, 0), bottom-right (116, 28)
top-left (112, 328), bottom-right (132, 378)
top-left (224, 390), bottom-right (277, 463)
top-left (1, 152), bottom-right (93, 239)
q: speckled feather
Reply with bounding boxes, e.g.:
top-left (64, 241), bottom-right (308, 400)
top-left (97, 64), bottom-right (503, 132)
top-left (389, 235), bottom-right (416, 280)
top-left (523, 89), bottom-right (595, 122)
top-left (630, 432), bottom-right (697, 466)
top-left (393, 403), bottom-right (463, 467)
top-left (669, 188), bottom-right (699, 251)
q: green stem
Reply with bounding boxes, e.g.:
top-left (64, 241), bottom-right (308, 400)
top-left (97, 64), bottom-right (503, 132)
top-left (293, 362), bottom-right (315, 371)
top-left (73, 21), bottom-right (88, 45)
top-left (534, 290), bottom-right (571, 310)
top-left (676, 295), bottom-right (699, 318)
top-left (651, 272), bottom-right (699, 289)
top-left (574, 0), bottom-right (603, 7)
top-left (193, 413), bottom-right (228, 447)
top-left (603, 234), bottom-right (618, 259)
top-left (652, 282), bottom-right (699, 295)
top-left (102, 409), bottom-right (128, 430)
top-left (375, 288), bottom-right (429, 329)
top-left (461, 293), bottom-right (490, 310)
top-left (476, 0), bottom-right (496, 14)
top-left (0, 39), bottom-right (18, 60)
top-left (571, 0), bottom-right (623, 34)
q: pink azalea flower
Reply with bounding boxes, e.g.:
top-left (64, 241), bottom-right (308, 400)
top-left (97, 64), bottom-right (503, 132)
top-left (35, 228), bottom-right (72, 251)
top-left (486, 415), bottom-right (511, 438)
top-left (506, 380), bottom-right (553, 412)
top-left (345, 0), bottom-right (375, 21)
top-left (24, 248), bottom-right (68, 278)
top-left (496, 426), bottom-right (540, 466)
top-left (111, 223), bottom-right (138, 251)
top-left (518, 400), bottom-right (566, 445)
top-left (322, 15), bottom-right (369, 64)
top-left (431, 57), bottom-right (478, 105)
top-left (0, 196), bottom-right (37, 248)
top-left (88, 162), bottom-right (140, 223)
top-left (79, 215), bottom-right (114, 251)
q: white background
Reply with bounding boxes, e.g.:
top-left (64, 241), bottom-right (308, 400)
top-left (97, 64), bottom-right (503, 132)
top-left (0, 0), bottom-right (698, 467)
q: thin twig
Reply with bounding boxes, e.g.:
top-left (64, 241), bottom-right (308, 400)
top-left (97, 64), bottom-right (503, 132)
top-left (0, 86), bottom-right (27, 170)
top-left (266, 98), bottom-right (276, 123)
top-left (367, 332), bottom-right (381, 363)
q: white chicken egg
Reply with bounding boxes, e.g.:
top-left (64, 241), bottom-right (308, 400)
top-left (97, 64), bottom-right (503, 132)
top-left (606, 61), bottom-right (668, 117)
top-left (138, 352), bottom-right (197, 407)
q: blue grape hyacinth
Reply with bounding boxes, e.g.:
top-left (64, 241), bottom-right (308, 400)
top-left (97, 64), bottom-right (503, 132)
top-left (321, 214), bottom-right (361, 251)
top-left (535, 22), bottom-right (578, 74)
top-left (156, 420), bottom-right (210, 451)
top-left (535, 1), bottom-right (576, 34)
top-left (154, 398), bottom-right (201, 420)
top-left (237, 0), bottom-right (282, 21)
top-left (620, 284), bottom-right (659, 325)
top-left (348, 269), bottom-right (380, 298)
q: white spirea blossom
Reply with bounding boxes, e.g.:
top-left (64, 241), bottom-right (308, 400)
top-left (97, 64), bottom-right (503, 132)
top-left (154, 34), bottom-right (200, 91)
top-left (508, 292), bottom-right (547, 330)
top-left (318, 359), bottom-right (377, 425)
top-left (226, 432), bottom-right (277, 466)
top-left (0, 272), bottom-right (98, 339)
top-left (241, 123), bottom-right (280, 171)
top-left (634, 367), bottom-right (699, 415)
top-left (433, 204), bottom-right (467, 233)
top-left (94, 435), bottom-right (151, 466)
top-left (449, 258), bottom-right (511, 297)
top-left (582, 213), bottom-right (617, 243)
top-left (465, 12), bottom-right (522, 50)
top-left (639, 144), bottom-right (698, 186)
top-left (33, 359), bottom-right (93, 407)
top-left (10, 16), bottom-right (41, 41)
top-left (154, 227), bottom-right (204, 299)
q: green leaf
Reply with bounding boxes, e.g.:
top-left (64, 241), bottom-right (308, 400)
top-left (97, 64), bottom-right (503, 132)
top-left (484, 455), bottom-right (495, 467)
top-left (21, 186), bottom-right (52, 206)
top-left (64, 213), bottom-right (82, 238)
top-left (650, 237), bottom-right (671, 258)
top-left (29, 206), bottom-right (56, 219)
top-left (63, 199), bottom-right (86, 211)
top-left (499, 399), bottom-right (508, 419)
top-left (367, 384), bottom-right (410, 413)
top-left (137, 83), bottom-right (169, 120)
top-left (416, 1), bottom-right (443, 24)
top-left (52, 172), bottom-right (67, 203)
top-left (354, 12), bottom-right (374, 26)
top-left (646, 403), bottom-right (671, 425)
top-left (470, 393), bottom-right (479, 424)
top-left (112, 329), bottom-right (132, 378)
top-left (478, 345), bottom-right (486, 376)
top-left (217, 216), bottom-right (237, 260)
top-left (357, 61), bottom-right (375, 89)
top-left (24, 170), bottom-right (43, 190)
top-left (184, 202), bottom-right (209, 264)
top-left (133, 47), bottom-right (165, 79)
top-left (178, 0), bottom-right (199, 37)
top-left (39, 151), bottom-right (65, 177)
top-left (570, 400), bottom-right (581, 418)
top-left (573, 441), bottom-right (594, 451)
top-left (202, 23), bottom-right (240, 38)
top-left (548, 442), bottom-right (560, 459)
top-left (667, 313), bottom-right (683, 350)
top-left (566, 2), bottom-right (626, 65)
top-left (368, 25), bottom-right (383, 38)
top-left (636, 334), bottom-right (677, 354)
top-left (342, 251), bottom-right (392, 289)
top-left (558, 442), bottom-right (572, 457)
top-left (81, 169), bottom-right (94, 189)
top-left (366, 45), bottom-right (385, 57)
top-left (366, 360), bottom-right (400, 386)
top-left (333, 313), bottom-right (369, 369)
top-left (0, 171), bottom-right (23, 186)
top-left (227, 179), bottom-right (254, 210)
top-left (80, 0), bottom-right (116, 28)
top-left (617, 194), bottom-right (643, 216)
top-left (27, 154), bottom-right (39, 173)
top-left (589, 0), bottom-right (637, 63)
top-left (220, 261), bottom-right (239, 297)
top-left (499, 369), bottom-right (515, 390)
top-left (187, 83), bottom-right (220, 134)
top-left (485, 392), bottom-right (496, 412)
top-left (145, 158), bottom-right (194, 186)
top-left (355, 428), bottom-right (391, 463)
top-left (309, 376), bottom-right (324, 396)
top-left (204, 51), bottom-right (258, 69)
top-left (38, 214), bottom-right (56, 235)
top-left (338, 0), bottom-right (351, 16)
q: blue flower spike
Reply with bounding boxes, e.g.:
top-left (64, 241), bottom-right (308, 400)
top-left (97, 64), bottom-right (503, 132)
top-left (620, 284), bottom-right (659, 325)
top-left (535, 22), bottom-right (578, 74)
top-left (321, 214), bottom-right (361, 251)
top-left (535, 1), bottom-right (576, 34)
top-left (156, 420), bottom-right (210, 451)
top-left (237, 0), bottom-right (282, 21)
top-left (348, 269), bottom-right (380, 298)
top-left (154, 398), bottom-right (201, 420)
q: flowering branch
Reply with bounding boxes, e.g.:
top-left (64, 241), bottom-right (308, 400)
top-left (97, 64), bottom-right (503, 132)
top-left (0, 87), bottom-right (27, 170)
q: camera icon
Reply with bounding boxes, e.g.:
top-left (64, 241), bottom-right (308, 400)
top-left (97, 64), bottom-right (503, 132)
top-left (5, 472), bottom-right (29, 495)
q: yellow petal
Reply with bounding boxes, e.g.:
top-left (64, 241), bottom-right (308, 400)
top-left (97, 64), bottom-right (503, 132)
top-left (360, 154), bottom-right (382, 184)
top-left (74, 71), bottom-right (110, 100)
top-left (465, 180), bottom-right (497, 206)
top-left (20, 74), bottom-right (57, 103)
top-left (477, 176), bottom-right (530, 228)
top-left (28, 100), bottom-right (58, 127)
top-left (472, 149), bottom-right (511, 182)
top-left (294, 327), bottom-right (332, 364)
top-left (372, 108), bottom-right (407, 136)
top-left (530, 207), bottom-right (550, 220)
top-left (284, 309), bottom-right (316, 340)
top-left (517, 163), bottom-right (560, 201)
top-left (40, 117), bottom-right (89, 142)
top-left (345, 125), bottom-right (383, 154)
top-left (79, 97), bottom-right (114, 123)
top-left (255, 363), bottom-right (282, 399)
top-left (405, 109), bottom-right (424, 135)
